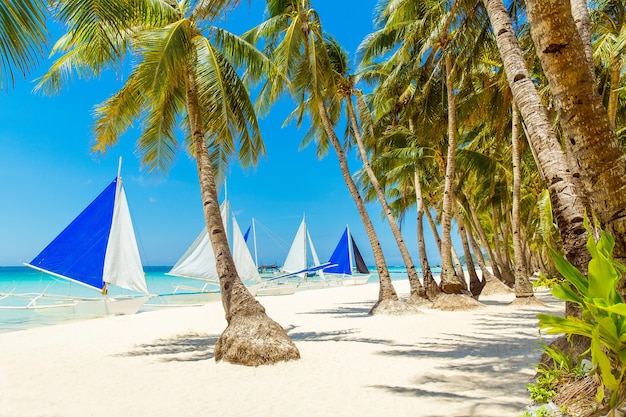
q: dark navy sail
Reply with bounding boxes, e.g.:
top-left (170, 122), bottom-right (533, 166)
top-left (28, 179), bottom-right (117, 290)
top-left (351, 236), bottom-right (369, 274)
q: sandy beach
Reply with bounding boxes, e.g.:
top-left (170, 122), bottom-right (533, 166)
top-left (0, 279), bottom-right (563, 417)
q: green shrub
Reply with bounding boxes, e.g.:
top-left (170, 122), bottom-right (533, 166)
top-left (537, 217), bottom-right (626, 410)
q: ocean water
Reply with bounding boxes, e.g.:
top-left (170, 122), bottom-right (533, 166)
top-left (0, 265), bottom-right (413, 334)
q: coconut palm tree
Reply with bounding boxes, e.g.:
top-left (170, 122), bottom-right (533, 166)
top-left (325, 39), bottom-right (427, 303)
top-left (482, 0), bottom-right (589, 273)
top-left (246, 0), bottom-right (410, 314)
top-left (524, 0), bottom-right (626, 267)
top-left (0, 0), bottom-right (48, 89)
top-left (37, 0), bottom-right (299, 366)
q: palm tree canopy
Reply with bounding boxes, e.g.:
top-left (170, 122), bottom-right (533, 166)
top-left (0, 0), bottom-right (48, 89)
top-left (37, 0), bottom-right (271, 177)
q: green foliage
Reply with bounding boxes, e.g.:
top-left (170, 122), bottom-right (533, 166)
top-left (537, 216), bottom-right (626, 410)
top-left (527, 368), bottom-right (559, 403)
top-left (533, 272), bottom-right (562, 289)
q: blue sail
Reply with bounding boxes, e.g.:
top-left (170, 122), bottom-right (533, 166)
top-left (28, 179), bottom-right (117, 290)
top-left (325, 228), bottom-right (351, 275)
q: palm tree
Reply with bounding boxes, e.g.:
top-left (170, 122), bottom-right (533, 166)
top-left (482, 0), bottom-right (589, 273)
top-left (246, 0), bottom-right (409, 314)
top-left (524, 0), bottom-right (626, 268)
top-left (0, 0), bottom-right (48, 89)
top-left (329, 41), bottom-right (427, 303)
top-left (510, 105), bottom-right (534, 301)
top-left (38, 0), bottom-right (299, 366)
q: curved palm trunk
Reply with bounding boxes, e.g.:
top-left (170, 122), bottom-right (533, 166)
top-left (467, 204), bottom-right (504, 283)
top-left (525, 0), bottom-right (626, 265)
top-left (316, 100), bottom-right (399, 309)
top-left (185, 71), bottom-right (299, 365)
top-left (494, 207), bottom-right (516, 286)
top-left (346, 98), bottom-right (426, 300)
top-left (467, 222), bottom-right (499, 285)
top-left (453, 198), bottom-right (482, 297)
top-left (440, 51), bottom-right (463, 294)
top-left (511, 105), bottom-right (534, 298)
top-left (415, 169), bottom-right (440, 300)
top-left (483, 0), bottom-right (589, 274)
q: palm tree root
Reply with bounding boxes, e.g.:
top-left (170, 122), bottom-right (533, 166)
top-left (406, 292), bottom-right (434, 308)
top-left (431, 293), bottom-right (485, 311)
top-left (214, 313), bottom-right (300, 366)
top-left (509, 295), bottom-right (545, 307)
top-left (481, 275), bottom-right (514, 296)
top-left (369, 299), bottom-right (422, 315)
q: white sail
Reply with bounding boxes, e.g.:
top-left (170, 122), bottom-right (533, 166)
top-left (168, 203), bottom-right (229, 282)
top-left (282, 217), bottom-right (307, 277)
top-left (308, 231), bottom-right (326, 280)
top-left (232, 214), bottom-right (261, 282)
top-left (103, 179), bottom-right (148, 294)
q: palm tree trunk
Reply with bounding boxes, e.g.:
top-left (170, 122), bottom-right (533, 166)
top-left (346, 97), bottom-right (426, 300)
top-left (467, 203), bottom-right (504, 283)
top-left (414, 168), bottom-right (440, 300)
top-left (483, 0), bottom-right (589, 273)
top-left (511, 105), bottom-right (534, 298)
top-left (440, 51), bottom-right (463, 294)
top-left (607, 62), bottom-right (622, 128)
top-left (453, 198), bottom-right (482, 297)
top-left (570, 0), bottom-right (594, 71)
top-left (185, 70), bottom-right (299, 365)
top-left (525, 0), bottom-right (626, 266)
top-left (492, 206), bottom-right (515, 286)
top-left (467, 222), bottom-right (498, 284)
top-left (316, 100), bottom-right (399, 309)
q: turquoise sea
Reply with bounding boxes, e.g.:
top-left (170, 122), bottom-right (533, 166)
top-left (0, 265), bottom-right (414, 334)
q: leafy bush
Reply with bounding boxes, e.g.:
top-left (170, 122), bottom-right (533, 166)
top-left (537, 217), bottom-right (626, 411)
top-left (533, 273), bottom-right (562, 289)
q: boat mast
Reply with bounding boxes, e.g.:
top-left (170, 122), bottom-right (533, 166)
top-left (303, 213), bottom-right (307, 270)
top-left (117, 156), bottom-right (123, 179)
top-left (252, 218), bottom-right (258, 268)
top-left (346, 224), bottom-right (354, 274)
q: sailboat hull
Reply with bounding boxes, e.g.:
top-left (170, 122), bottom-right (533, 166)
top-left (74, 296), bottom-right (150, 315)
top-left (254, 282), bottom-right (298, 296)
top-left (326, 273), bottom-right (371, 286)
top-left (145, 291), bottom-right (222, 308)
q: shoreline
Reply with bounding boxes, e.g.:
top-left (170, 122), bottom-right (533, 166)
top-left (0, 279), bottom-right (563, 417)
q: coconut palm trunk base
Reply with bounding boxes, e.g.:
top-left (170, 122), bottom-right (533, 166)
top-left (440, 280), bottom-right (465, 294)
top-left (369, 299), bottom-right (422, 315)
top-left (431, 294), bottom-right (485, 311)
top-left (509, 295), bottom-right (545, 307)
top-left (480, 274), bottom-right (514, 296)
top-left (214, 314), bottom-right (300, 366)
top-left (406, 292), bottom-right (433, 308)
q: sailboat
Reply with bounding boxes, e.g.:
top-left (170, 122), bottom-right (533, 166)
top-left (9, 158), bottom-right (151, 315)
top-left (159, 199), bottom-right (262, 305)
top-left (324, 226), bottom-right (371, 286)
top-left (260, 215), bottom-right (330, 291)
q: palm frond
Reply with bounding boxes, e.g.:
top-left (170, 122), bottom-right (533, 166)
top-left (0, 0), bottom-right (48, 89)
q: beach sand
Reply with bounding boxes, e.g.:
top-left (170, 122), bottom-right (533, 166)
top-left (0, 280), bottom-right (562, 417)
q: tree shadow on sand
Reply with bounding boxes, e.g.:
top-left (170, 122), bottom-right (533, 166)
top-left (296, 301), bottom-right (375, 318)
top-left (369, 309), bottom-right (558, 415)
top-left (115, 331), bottom-right (219, 362)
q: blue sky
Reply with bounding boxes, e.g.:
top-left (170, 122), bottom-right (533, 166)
top-left (0, 1), bottom-right (447, 267)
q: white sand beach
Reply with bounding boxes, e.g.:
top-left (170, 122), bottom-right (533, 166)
top-left (0, 280), bottom-right (563, 417)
